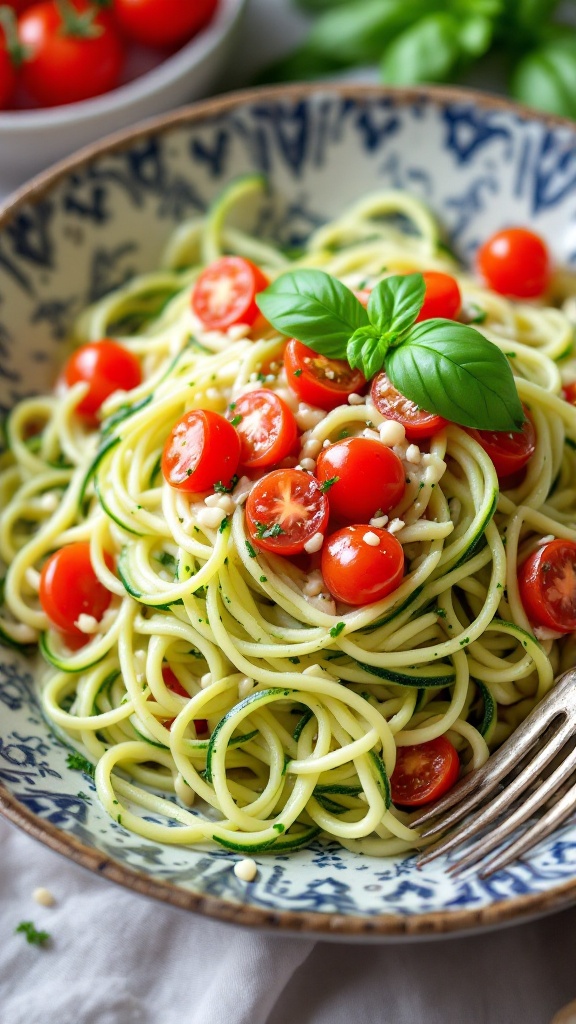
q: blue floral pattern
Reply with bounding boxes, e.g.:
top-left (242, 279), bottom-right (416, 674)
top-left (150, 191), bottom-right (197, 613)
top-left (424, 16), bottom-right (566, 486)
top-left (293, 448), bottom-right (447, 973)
top-left (2, 89), bottom-right (576, 925)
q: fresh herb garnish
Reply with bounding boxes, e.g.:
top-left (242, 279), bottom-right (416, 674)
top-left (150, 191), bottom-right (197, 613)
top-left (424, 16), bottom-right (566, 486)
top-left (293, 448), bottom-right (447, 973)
top-left (218, 516), bottom-right (229, 533)
top-left (257, 269), bottom-right (524, 431)
top-left (330, 621), bottom-right (346, 637)
top-left (66, 752), bottom-right (95, 777)
top-left (15, 921), bottom-right (50, 946)
top-left (230, 415), bottom-right (243, 427)
top-left (255, 521), bottom-right (286, 539)
top-left (320, 475), bottom-right (339, 492)
top-left (214, 475), bottom-right (239, 494)
top-left (245, 540), bottom-right (257, 558)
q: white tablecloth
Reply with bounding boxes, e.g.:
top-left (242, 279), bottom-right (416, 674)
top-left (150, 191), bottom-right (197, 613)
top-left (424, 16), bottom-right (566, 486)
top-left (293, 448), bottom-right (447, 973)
top-left (2, 4), bottom-right (576, 1022)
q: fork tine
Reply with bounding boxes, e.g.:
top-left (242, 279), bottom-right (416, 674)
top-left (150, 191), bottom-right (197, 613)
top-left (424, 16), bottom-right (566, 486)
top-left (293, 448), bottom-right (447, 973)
top-left (479, 779), bottom-right (576, 877)
top-left (410, 684), bottom-right (568, 831)
top-left (447, 742), bottom-right (576, 875)
top-left (415, 713), bottom-right (572, 842)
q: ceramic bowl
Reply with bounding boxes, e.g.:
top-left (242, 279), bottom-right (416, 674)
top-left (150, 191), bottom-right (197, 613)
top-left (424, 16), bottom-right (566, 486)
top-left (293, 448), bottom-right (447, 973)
top-left (2, 84), bottom-right (576, 941)
top-left (0, 0), bottom-right (246, 193)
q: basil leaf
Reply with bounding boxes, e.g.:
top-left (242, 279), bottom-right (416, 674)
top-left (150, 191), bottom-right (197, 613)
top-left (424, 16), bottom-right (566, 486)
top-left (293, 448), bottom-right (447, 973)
top-left (380, 13), bottom-right (463, 85)
top-left (386, 320), bottom-right (525, 431)
top-left (367, 273), bottom-right (424, 341)
top-left (256, 269), bottom-right (367, 358)
top-left (511, 37), bottom-right (576, 119)
top-left (347, 327), bottom-right (385, 378)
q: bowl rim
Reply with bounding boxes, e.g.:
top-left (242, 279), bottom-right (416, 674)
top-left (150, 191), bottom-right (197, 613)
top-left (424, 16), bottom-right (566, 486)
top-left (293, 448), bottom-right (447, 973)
top-left (2, 80), bottom-right (576, 940)
top-left (0, 0), bottom-right (246, 131)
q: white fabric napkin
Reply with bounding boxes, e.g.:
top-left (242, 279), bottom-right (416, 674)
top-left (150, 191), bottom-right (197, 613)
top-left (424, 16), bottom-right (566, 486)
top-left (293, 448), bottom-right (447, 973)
top-left (1, 814), bottom-right (576, 1024)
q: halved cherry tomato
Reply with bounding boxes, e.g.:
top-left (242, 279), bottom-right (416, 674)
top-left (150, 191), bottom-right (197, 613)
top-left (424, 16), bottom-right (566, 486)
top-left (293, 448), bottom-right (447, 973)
top-left (19, 0), bottom-right (124, 107)
top-left (563, 381), bottom-right (576, 404)
top-left (518, 539), bottom-right (576, 633)
top-left (161, 409), bottom-right (240, 493)
top-left (284, 339), bottom-right (365, 411)
top-left (316, 438), bottom-right (405, 523)
top-left (390, 737), bottom-right (460, 807)
top-left (231, 388), bottom-right (298, 469)
top-left (245, 468), bottom-right (329, 556)
top-left (39, 541), bottom-right (113, 636)
top-left (191, 256), bottom-right (268, 331)
top-left (160, 666), bottom-right (208, 733)
top-left (467, 409), bottom-right (535, 480)
top-left (370, 371), bottom-right (447, 442)
top-left (476, 227), bottom-right (550, 299)
top-left (321, 525), bottom-right (404, 606)
top-left (416, 271), bottom-right (461, 322)
top-left (113, 0), bottom-right (217, 48)
top-left (63, 340), bottom-right (142, 425)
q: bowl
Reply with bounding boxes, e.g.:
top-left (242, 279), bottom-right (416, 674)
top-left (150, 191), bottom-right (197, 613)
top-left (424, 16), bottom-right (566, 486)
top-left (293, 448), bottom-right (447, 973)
top-left (2, 83), bottom-right (576, 941)
top-left (0, 0), bottom-right (246, 194)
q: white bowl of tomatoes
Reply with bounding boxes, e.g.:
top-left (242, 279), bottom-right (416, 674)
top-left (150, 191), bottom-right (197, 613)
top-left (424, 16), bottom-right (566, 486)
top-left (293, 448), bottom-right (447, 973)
top-left (0, 0), bottom-right (246, 191)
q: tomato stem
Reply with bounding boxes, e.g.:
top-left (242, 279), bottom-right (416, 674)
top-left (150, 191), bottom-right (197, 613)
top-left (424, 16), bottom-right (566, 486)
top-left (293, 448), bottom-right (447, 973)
top-left (56, 0), bottom-right (103, 38)
top-left (0, 5), bottom-right (29, 66)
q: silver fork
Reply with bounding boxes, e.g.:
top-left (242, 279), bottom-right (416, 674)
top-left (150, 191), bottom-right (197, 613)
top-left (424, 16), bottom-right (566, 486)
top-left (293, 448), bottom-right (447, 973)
top-left (411, 667), bottom-right (576, 877)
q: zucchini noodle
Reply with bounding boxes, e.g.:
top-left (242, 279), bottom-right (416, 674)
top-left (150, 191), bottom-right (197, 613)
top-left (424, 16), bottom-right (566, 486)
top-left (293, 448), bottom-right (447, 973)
top-left (2, 175), bottom-right (576, 857)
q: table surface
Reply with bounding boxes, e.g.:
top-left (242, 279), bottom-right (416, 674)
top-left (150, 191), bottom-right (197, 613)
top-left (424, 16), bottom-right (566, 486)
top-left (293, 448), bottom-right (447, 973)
top-left (2, 3), bottom-right (576, 1023)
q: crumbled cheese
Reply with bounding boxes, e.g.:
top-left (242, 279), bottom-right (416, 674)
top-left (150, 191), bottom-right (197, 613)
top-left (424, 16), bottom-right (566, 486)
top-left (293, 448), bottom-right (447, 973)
top-left (363, 531), bottom-right (380, 546)
top-left (234, 858), bottom-right (258, 882)
top-left (204, 492), bottom-right (222, 507)
top-left (32, 887), bottom-right (55, 907)
top-left (174, 773), bottom-right (195, 807)
top-left (379, 420), bottom-right (406, 446)
top-left (423, 459), bottom-right (446, 486)
top-left (536, 534), bottom-right (555, 547)
top-left (387, 518), bottom-right (405, 535)
top-left (347, 393), bottom-right (364, 405)
top-left (196, 506), bottom-right (227, 529)
top-left (238, 676), bottom-right (255, 700)
top-left (303, 570), bottom-right (324, 597)
top-left (370, 514), bottom-right (389, 528)
top-left (304, 532), bottom-right (324, 554)
top-left (301, 438), bottom-right (322, 460)
top-left (200, 673), bottom-right (213, 689)
top-left (300, 457), bottom-right (316, 471)
top-left (269, 361), bottom-right (280, 373)
top-left (39, 492), bottom-right (59, 512)
top-left (295, 403), bottom-right (325, 431)
top-left (324, 368), bottom-right (335, 380)
top-left (322, 439), bottom-right (331, 448)
top-left (74, 613), bottom-right (99, 634)
top-left (362, 428), bottom-right (380, 442)
top-left (405, 444), bottom-right (422, 464)
top-left (227, 323), bottom-right (251, 340)
top-left (216, 495), bottom-right (235, 515)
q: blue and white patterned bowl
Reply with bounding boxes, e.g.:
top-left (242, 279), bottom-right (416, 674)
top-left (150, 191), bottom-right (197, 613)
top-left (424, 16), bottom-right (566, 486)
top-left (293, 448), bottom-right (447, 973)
top-left (2, 84), bottom-right (576, 940)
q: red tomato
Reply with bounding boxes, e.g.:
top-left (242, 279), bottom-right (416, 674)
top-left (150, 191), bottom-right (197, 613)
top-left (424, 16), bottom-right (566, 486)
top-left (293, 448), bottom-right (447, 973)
top-left (467, 409), bottom-right (535, 480)
top-left (416, 271), bottom-right (461, 322)
top-left (563, 381), bottom-right (576, 404)
top-left (284, 339), bottom-right (365, 412)
top-left (321, 525), bottom-right (404, 606)
top-left (161, 409), bottom-right (240, 493)
top-left (113, 0), bottom-right (217, 48)
top-left (245, 468), bottom-right (329, 556)
top-left (370, 371), bottom-right (447, 442)
top-left (232, 389), bottom-right (298, 469)
top-left (316, 438), bottom-right (405, 523)
top-left (390, 737), bottom-right (460, 807)
top-left (0, 20), bottom-right (17, 108)
top-left (518, 539), bottom-right (576, 633)
top-left (162, 665), bottom-right (188, 698)
top-left (39, 541), bottom-right (113, 636)
top-left (191, 256), bottom-right (268, 331)
top-left (63, 340), bottom-right (141, 425)
top-left (19, 0), bottom-right (124, 107)
top-left (476, 227), bottom-right (550, 299)
top-left (354, 288), bottom-right (371, 307)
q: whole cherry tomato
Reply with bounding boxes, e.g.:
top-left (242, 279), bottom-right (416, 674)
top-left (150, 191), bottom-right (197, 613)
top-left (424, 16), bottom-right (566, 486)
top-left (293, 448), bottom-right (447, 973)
top-left (476, 227), bottom-right (550, 299)
top-left (390, 737), bottom-right (460, 807)
top-left (416, 271), bottom-right (462, 322)
top-left (113, 0), bottom-right (218, 49)
top-left (467, 408), bottom-right (536, 480)
top-left (284, 339), bottom-right (365, 411)
top-left (370, 371), bottom-right (447, 442)
top-left (39, 541), bottom-right (113, 636)
top-left (19, 0), bottom-right (124, 107)
top-left (245, 468), bottom-right (329, 556)
top-left (321, 525), bottom-right (404, 606)
top-left (518, 538), bottom-right (576, 633)
top-left (191, 256), bottom-right (268, 332)
top-left (63, 340), bottom-right (141, 426)
top-left (315, 438), bottom-right (405, 523)
top-left (231, 388), bottom-right (298, 469)
top-left (161, 409), bottom-right (240, 493)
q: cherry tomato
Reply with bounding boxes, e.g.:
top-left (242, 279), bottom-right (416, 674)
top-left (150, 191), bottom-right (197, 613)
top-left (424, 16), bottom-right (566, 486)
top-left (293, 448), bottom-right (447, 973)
top-left (467, 409), bottom-right (535, 480)
top-left (231, 389), bottom-right (298, 469)
top-left (321, 525), bottom-right (404, 606)
top-left (0, 21), bottom-right (17, 108)
top-left (162, 665), bottom-right (188, 698)
top-left (316, 438), bottom-right (405, 523)
top-left (63, 340), bottom-right (141, 425)
top-left (354, 288), bottom-right (371, 307)
top-left (390, 737), bottom-right (460, 807)
top-left (113, 0), bottom-right (217, 48)
top-left (19, 0), bottom-right (124, 107)
top-left (476, 227), bottom-right (550, 299)
top-left (245, 468), bottom-right (329, 556)
top-left (370, 371), bottom-right (447, 442)
top-left (518, 539), bottom-right (576, 633)
top-left (161, 409), bottom-right (240, 493)
top-left (191, 256), bottom-right (268, 331)
top-left (416, 271), bottom-right (461, 322)
top-left (284, 339), bottom-right (365, 411)
top-left (39, 541), bottom-right (113, 636)
top-left (563, 381), bottom-right (576, 404)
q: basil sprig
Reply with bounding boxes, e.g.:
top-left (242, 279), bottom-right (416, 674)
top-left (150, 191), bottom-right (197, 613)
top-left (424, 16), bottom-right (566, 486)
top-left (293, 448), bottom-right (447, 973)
top-left (256, 269), bottom-right (525, 432)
